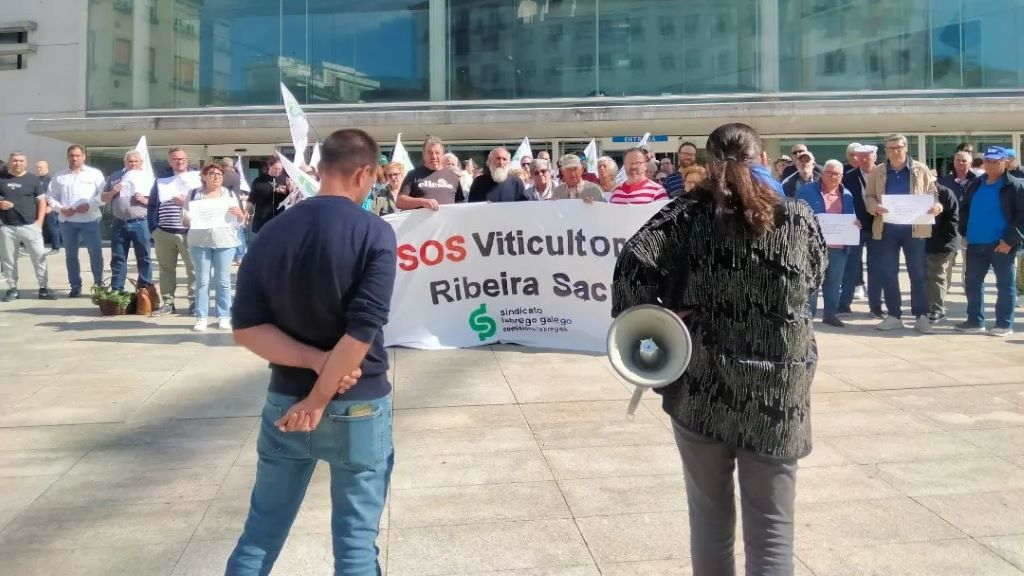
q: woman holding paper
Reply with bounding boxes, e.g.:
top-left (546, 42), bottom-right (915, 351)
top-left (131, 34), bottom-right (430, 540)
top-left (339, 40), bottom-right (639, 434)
top-left (184, 163), bottom-right (243, 332)
top-left (797, 159), bottom-right (859, 327)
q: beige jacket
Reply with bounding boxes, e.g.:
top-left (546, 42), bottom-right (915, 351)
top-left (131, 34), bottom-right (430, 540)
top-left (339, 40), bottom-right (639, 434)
top-left (864, 160), bottom-right (937, 240)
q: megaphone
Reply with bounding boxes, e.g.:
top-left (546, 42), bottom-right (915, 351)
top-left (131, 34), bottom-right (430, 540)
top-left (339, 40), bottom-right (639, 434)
top-left (607, 304), bottom-right (693, 416)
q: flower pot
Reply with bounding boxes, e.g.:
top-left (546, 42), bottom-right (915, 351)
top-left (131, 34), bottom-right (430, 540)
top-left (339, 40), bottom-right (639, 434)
top-left (98, 300), bottom-right (127, 316)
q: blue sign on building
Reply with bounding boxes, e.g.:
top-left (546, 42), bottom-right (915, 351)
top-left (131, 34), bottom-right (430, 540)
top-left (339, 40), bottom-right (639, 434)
top-left (612, 135), bottom-right (670, 143)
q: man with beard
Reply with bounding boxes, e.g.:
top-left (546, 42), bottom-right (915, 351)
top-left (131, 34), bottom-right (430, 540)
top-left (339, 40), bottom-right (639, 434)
top-left (396, 136), bottom-right (464, 211)
top-left (468, 147), bottom-right (533, 203)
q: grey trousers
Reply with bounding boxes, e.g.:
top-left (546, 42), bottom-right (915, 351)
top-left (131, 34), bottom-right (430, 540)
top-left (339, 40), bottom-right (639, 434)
top-left (0, 224), bottom-right (48, 290)
top-left (926, 251), bottom-right (957, 317)
top-left (673, 422), bottom-right (798, 576)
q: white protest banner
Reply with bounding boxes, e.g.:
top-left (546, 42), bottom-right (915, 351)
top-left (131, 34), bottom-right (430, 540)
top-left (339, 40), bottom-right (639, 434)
top-left (236, 156), bottom-right (251, 193)
top-left (391, 133), bottom-right (415, 175)
top-left (280, 82), bottom-right (309, 165)
top-left (275, 151), bottom-right (319, 199)
top-left (186, 198), bottom-right (233, 229)
top-left (583, 138), bottom-right (599, 174)
top-left (882, 195), bottom-right (935, 225)
top-left (816, 213), bottom-right (860, 246)
top-left (511, 137), bottom-right (533, 165)
top-left (309, 142), bottom-right (322, 171)
top-left (133, 135), bottom-right (154, 179)
top-left (382, 201), bottom-right (665, 352)
top-left (616, 132), bottom-right (650, 185)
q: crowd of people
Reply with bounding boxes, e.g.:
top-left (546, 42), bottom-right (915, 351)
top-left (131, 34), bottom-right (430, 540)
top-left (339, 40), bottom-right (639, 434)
top-left (0, 132), bottom-right (1021, 336)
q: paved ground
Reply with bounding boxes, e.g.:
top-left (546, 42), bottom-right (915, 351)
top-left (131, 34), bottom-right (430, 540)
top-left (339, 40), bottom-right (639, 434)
top-left (0, 252), bottom-right (1023, 575)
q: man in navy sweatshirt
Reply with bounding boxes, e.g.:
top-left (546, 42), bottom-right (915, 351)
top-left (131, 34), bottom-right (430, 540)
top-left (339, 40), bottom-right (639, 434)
top-left (226, 129), bottom-right (397, 575)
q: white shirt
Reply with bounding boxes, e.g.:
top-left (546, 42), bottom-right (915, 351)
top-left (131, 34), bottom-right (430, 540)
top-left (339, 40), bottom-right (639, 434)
top-left (47, 165), bottom-right (106, 223)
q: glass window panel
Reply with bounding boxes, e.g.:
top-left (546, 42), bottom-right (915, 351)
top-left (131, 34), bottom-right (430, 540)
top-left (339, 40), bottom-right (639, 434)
top-left (597, 0), bottom-right (759, 96)
top-left (449, 0), bottom-right (599, 99)
top-left (87, 0), bottom-right (428, 110)
top-left (780, 0), bottom-right (1024, 91)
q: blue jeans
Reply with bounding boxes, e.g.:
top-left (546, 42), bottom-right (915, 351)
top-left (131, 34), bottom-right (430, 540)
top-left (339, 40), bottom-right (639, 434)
top-left (965, 243), bottom-right (1019, 329)
top-left (60, 220), bottom-right (104, 290)
top-left (810, 247), bottom-right (849, 320)
top-left (190, 246), bottom-right (235, 319)
top-left (234, 227), bottom-right (248, 262)
top-left (839, 238), bottom-right (865, 309)
top-left (226, 392), bottom-right (393, 576)
top-left (43, 212), bottom-right (62, 249)
top-left (868, 226), bottom-right (927, 319)
top-left (110, 219), bottom-right (152, 292)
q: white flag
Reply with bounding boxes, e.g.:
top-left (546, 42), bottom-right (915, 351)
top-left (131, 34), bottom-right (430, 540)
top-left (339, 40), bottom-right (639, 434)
top-left (133, 135), bottom-right (154, 179)
top-left (280, 83), bottom-right (309, 166)
top-left (616, 132), bottom-right (651, 184)
top-left (309, 142), bottom-right (322, 171)
top-left (276, 151), bottom-right (319, 200)
top-left (511, 137), bottom-right (533, 165)
top-left (391, 133), bottom-right (415, 175)
top-left (583, 138), bottom-right (598, 174)
top-left (236, 156), bottom-right (250, 193)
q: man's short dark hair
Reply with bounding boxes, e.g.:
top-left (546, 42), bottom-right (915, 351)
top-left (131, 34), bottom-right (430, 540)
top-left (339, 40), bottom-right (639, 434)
top-left (321, 129), bottom-right (379, 176)
top-left (678, 141), bottom-right (698, 153)
top-left (66, 144), bottom-right (86, 156)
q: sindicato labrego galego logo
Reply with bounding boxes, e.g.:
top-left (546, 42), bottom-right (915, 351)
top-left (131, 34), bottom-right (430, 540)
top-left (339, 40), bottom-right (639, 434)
top-left (468, 304), bottom-right (497, 341)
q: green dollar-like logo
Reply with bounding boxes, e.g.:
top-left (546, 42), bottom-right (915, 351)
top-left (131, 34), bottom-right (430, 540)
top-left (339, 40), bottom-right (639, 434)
top-left (468, 304), bottom-right (497, 341)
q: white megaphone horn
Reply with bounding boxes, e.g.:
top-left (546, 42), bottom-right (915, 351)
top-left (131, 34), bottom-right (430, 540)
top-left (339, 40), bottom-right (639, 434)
top-left (607, 305), bottom-right (693, 416)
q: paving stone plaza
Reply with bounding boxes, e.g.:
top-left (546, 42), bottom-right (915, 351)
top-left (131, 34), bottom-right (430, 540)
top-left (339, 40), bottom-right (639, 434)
top-left (1, 255), bottom-right (1023, 575)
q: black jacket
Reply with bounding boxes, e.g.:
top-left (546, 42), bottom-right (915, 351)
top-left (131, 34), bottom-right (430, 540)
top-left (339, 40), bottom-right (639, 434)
top-left (926, 183), bottom-right (960, 254)
top-left (781, 172), bottom-right (818, 198)
top-left (842, 167), bottom-right (873, 231)
top-left (959, 173), bottom-right (1024, 248)
top-left (468, 173), bottom-right (531, 203)
top-left (937, 171), bottom-right (976, 203)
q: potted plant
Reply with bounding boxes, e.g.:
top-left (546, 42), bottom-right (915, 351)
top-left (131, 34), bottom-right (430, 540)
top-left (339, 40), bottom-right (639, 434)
top-left (95, 288), bottom-right (131, 316)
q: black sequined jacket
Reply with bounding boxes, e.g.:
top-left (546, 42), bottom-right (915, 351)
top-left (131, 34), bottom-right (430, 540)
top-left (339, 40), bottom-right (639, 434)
top-left (612, 197), bottom-right (827, 459)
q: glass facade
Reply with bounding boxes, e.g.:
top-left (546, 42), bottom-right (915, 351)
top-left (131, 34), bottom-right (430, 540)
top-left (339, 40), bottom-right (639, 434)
top-left (87, 0), bottom-right (1024, 110)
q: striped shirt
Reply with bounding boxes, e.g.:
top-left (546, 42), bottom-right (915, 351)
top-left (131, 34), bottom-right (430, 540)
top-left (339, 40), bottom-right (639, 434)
top-left (609, 178), bottom-right (668, 205)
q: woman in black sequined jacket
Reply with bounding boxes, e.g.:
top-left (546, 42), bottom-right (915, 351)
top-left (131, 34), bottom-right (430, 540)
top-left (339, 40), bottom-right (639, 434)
top-left (612, 123), bottom-right (826, 576)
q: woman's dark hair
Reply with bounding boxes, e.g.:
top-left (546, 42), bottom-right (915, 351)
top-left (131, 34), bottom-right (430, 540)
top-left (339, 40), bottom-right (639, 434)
top-left (697, 123), bottom-right (779, 236)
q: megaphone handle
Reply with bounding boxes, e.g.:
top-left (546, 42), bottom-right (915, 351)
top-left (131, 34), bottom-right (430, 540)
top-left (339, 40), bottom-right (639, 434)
top-left (626, 387), bottom-right (645, 417)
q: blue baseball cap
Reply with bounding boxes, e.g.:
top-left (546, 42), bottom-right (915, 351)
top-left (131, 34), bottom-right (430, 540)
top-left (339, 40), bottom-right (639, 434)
top-left (982, 147), bottom-right (1011, 160)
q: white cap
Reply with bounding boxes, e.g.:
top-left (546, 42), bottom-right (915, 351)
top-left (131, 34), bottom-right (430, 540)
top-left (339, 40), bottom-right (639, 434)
top-left (854, 144), bottom-right (878, 154)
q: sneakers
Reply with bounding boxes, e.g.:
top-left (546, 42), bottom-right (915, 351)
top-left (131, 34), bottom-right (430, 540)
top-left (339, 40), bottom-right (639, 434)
top-left (870, 309), bottom-right (887, 320)
top-left (67, 287), bottom-right (81, 298)
top-left (46, 248), bottom-right (60, 256)
top-left (989, 326), bottom-right (1014, 338)
top-left (38, 288), bottom-right (57, 300)
top-left (192, 319), bottom-right (208, 332)
top-left (954, 322), bottom-right (987, 334)
top-left (218, 318), bottom-right (232, 331)
top-left (823, 316), bottom-right (846, 328)
top-left (837, 305), bottom-right (853, 314)
top-left (914, 315), bottom-right (934, 334)
top-left (2, 289), bottom-right (19, 302)
top-left (853, 286), bottom-right (866, 301)
top-left (151, 303), bottom-right (175, 317)
top-left (928, 313), bottom-right (947, 324)
top-left (876, 316), bottom-right (905, 331)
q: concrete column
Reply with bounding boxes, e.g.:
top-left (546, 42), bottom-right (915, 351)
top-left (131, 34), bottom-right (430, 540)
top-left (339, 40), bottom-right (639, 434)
top-left (131, 0), bottom-right (152, 107)
top-left (759, 0), bottom-right (780, 93)
top-left (429, 0), bottom-right (447, 101)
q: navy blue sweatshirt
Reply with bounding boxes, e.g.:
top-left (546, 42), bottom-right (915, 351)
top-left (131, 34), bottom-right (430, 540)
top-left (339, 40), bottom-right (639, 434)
top-left (232, 195), bottom-right (397, 400)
